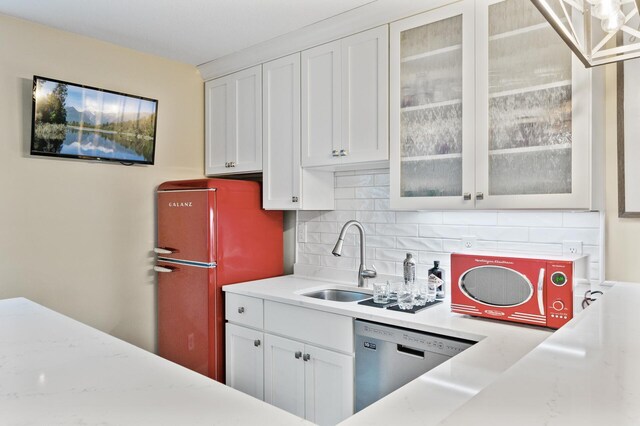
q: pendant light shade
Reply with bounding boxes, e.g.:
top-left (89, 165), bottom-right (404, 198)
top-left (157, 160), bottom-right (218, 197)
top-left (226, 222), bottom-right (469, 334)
top-left (531, 0), bottom-right (640, 67)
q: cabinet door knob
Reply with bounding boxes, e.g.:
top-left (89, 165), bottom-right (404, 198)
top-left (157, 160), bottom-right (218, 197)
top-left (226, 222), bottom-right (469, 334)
top-left (303, 353), bottom-right (311, 362)
top-left (224, 162), bottom-right (229, 168)
top-left (339, 149), bottom-right (348, 157)
top-left (292, 196), bottom-right (299, 203)
top-left (476, 192), bottom-right (484, 200)
top-left (463, 193), bottom-right (471, 200)
top-left (230, 161), bottom-right (236, 167)
top-left (332, 150), bottom-right (339, 157)
top-left (237, 307), bottom-right (245, 314)
top-left (254, 339), bottom-right (261, 347)
top-left (295, 351), bottom-right (302, 359)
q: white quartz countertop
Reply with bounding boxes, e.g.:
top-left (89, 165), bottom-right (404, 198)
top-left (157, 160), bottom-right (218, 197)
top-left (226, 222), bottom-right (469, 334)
top-left (223, 275), bottom-right (639, 425)
top-left (0, 297), bottom-right (310, 426)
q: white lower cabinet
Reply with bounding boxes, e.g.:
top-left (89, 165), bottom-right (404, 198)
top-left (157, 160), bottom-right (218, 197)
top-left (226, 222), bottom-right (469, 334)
top-left (225, 323), bottom-right (264, 400)
top-left (264, 333), bottom-right (354, 426)
top-left (225, 297), bottom-right (354, 425)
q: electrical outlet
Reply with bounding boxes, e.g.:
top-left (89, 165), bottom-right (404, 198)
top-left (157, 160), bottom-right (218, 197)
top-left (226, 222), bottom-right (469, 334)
top-left (297, 223), bottom-right (306, 243)
top-left (462, 236), bottom-right (477, 250)
top-left (563, 240), bottom-right (583, 255)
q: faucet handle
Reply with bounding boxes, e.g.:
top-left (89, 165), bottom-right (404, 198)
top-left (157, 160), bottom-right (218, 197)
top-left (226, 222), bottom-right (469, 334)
top-left (361, 264), bottom-right (377, 279)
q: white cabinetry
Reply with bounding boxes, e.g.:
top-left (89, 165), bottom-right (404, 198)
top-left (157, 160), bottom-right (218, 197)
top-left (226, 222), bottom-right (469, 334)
top-left (390, 0), bottom-right (603, 210)
top-left (224, 296), bottom-right (354, 425)
top-left (262, 54), bottom-right (334, 210)
top-left (205, 65), bottom-right (262, 175)
top-left (225, 323), bottom-right (264, 400)
top-left (264, 333), bottom-right (354, 426)
top-left (302, 25), bottom-right (389, 169)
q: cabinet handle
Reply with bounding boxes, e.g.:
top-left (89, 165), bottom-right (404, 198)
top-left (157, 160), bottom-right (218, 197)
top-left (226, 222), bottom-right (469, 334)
top-left (292, 196), bottom-right (299, 203)
top-left (237, 307), bottom-right (245, 314)
top-left (295, 351), bottom-right (302, 359)
top-left (332, 150), bottom-right (339, 157)
top-left (476, 192), bottom-right (484, 200)
top-left (339, 149), bottom-right (348, 157)
top-left (229, 161), bottom-right (236, 167)
top-left (303, 353), bottom-right (311, 362)
top-left (254, 339), bottom-right (261, 347)
top-left (224, 162), bottom-right (229, 168)
top-left (463, 193), bottom-right (471, 201)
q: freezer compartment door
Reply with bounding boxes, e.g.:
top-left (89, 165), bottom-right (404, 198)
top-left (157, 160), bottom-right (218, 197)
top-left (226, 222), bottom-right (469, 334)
top-left (157, 189), bottom-right (215, 264)
top-left (157, 260), bottom-right (216, 377)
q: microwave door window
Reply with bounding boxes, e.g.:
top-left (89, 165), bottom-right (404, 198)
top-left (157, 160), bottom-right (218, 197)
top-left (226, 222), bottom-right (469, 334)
top-left (460, 266), bottom-right (533, 307)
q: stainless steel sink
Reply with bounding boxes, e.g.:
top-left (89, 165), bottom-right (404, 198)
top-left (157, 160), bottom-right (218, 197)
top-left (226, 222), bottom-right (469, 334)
top-left (302, 289), bottom-right (372, 302)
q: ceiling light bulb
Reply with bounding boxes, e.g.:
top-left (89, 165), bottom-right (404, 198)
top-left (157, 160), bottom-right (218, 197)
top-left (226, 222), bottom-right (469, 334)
top-left (601, 9), bottom-right (625, 32)
top-left (593, 0), bottom-right (621, 19)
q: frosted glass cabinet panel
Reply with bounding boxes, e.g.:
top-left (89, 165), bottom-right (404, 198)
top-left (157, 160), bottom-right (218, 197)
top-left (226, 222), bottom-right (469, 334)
top-left (390, 0), bottom-right (476, 209)
top-left (476, 0), bottom-right (595, 209)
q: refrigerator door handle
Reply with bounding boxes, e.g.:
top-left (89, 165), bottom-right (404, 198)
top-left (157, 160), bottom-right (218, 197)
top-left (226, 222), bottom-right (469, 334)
top-left (154, 247), bottom-right (175, 255)
top-left (154, 265), bottom-right (177, 273)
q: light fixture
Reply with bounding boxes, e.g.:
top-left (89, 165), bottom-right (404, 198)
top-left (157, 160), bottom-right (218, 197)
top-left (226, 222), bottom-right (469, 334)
top-left (531, 0), bottom-right (640, 67)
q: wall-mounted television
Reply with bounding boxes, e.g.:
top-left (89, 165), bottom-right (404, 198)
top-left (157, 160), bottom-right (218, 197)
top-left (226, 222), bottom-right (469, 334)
top-left (30, 76), bottom-right (158, 165)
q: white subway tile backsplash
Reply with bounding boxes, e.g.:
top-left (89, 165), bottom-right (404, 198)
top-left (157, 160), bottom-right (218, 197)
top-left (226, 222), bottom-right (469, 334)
top-left (375, 199), bottom-right (391, 211)
top-left (396, 211), bottom-right (443, 224)
top-left (321, 210), bottom-right (355, 223)
top-left (443, 211), bottom-right (498, 226)
top-left (497, 211), bottom-right (563, 227)
top-left (335, 187), bottom-right (356, 199)
top-left (336, 175), bottom-right (374, 188)
top-left (529, 228), bottom-right (599, 245)
top-left (375, 174), bottom-right (390, 186)
top-left (419, 225), bottom-right (469, 239)
top-left (468, 226), bottom-right (529, 242)
top-left (562, 212), bottom-right (601, 228)
top-left (306, 222), bottom-right (338, 233)
top-left (376, 224), bottom-right (419, 237)
top-left (496, 242), bottom-right (563, 254)
top-left (355, 186), bottom-right (390, 199)
top-left (295, 168), bottom-right (602, 283)
top-left (357, 211), bottom-right (396, 223)
top-left (396, 237), bottom-right (443, 252)
top-left (335, 199), bottom-right (375, 211)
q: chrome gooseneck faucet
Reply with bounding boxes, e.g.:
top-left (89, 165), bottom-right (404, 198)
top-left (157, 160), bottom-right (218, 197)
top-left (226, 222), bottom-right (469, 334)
top-left (332, 220), bottom-right (377, 287)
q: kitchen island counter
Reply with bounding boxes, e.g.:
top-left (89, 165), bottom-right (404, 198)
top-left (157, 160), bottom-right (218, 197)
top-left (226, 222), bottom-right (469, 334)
top-left (0, 297), bottom-right (309, 426)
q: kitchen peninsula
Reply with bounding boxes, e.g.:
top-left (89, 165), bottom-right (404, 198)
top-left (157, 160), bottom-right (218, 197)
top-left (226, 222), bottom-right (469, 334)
top-left (3, 277), bottom-right (638, 425)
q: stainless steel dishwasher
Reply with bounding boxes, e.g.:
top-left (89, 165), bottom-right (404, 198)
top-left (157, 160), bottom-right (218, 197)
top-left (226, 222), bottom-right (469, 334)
top-left (355, 319), bottom-right (475, 412)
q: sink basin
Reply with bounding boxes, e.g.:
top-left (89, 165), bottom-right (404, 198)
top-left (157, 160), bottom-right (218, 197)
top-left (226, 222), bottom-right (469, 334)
top-left (302, 289), bottom-right (371, 302)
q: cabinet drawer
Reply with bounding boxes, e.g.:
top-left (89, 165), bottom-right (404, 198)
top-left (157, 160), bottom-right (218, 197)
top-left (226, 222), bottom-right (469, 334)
top-left (264, 301), bottom-right (353, 353)
top-left (226, 293), bottom-right (263, 329)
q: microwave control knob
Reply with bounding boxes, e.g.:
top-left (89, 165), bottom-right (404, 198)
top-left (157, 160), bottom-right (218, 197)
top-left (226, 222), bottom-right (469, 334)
top-left (552, 300), bottom-right (565, 311)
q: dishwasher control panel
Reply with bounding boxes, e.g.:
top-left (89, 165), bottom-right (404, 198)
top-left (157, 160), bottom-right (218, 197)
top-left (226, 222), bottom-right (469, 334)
top-left (356, 320), bottom-right (475, 357)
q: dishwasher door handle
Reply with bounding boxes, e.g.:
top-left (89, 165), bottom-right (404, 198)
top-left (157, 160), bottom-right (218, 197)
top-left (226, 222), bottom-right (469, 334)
top-left (397, 344), bottom-right (425, 359)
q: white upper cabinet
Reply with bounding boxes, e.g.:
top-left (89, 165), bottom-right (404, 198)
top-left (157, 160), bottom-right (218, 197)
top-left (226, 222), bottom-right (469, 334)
top-left (302, 26), bottom-right (389, 169)
top-left (262, 54), bottom-right (334, 210)
top-left (390, 0), bottom-right (603, 210)
top-left (390, 1), bottom-right (476, 210)
top-left (205, 65), bottom-right (262, 175)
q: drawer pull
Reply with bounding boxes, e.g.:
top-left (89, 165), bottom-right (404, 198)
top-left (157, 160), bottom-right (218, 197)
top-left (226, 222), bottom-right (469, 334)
top-left (254, 339), bottom-right (261, 347)
top-left (295, 351), bottom-right (302, 359)
top-left (303, 353), bottom-right (311, 362)
top-left (238, 307), bottom-right (245, 314)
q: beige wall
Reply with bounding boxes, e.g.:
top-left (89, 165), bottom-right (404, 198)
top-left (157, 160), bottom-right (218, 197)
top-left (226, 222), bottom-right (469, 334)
top-left (605, 64), bottom-right (640, 283)
top-left (0, 14), bottom-right (204, 351)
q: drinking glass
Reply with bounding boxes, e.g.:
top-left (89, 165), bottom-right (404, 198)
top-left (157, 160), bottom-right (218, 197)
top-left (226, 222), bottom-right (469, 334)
top-left (373, 282), bottom-right (389, 304)
top-left (413, 280), bottom-right (427, 306)
top-left (388, 281), bottom-right (403, 301)
top-left (397, 284), bottom-right (414, 310)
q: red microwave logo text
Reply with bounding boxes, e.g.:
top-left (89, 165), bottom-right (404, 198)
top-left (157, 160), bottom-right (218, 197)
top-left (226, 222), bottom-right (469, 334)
top-left (475, 259), bottom-right (514, 265)
top-left (484, 310), bottom-right (505, 316)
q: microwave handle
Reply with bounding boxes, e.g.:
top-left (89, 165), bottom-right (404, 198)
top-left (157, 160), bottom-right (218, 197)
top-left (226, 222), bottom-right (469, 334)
top-left (537, 268), bottom-right (545, 315)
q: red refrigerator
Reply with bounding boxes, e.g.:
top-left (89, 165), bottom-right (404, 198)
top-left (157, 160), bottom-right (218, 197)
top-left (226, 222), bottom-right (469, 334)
top-left (154, 178), bottom-right (283, 382)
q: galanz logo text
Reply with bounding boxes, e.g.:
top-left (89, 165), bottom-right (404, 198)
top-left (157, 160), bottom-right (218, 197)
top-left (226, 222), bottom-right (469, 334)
top-left (168, 202), bottom-right (193, 207)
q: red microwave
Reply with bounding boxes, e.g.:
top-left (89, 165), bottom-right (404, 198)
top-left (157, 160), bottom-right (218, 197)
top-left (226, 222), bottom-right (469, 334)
top-left (451, 252), bottom-right (588, 329)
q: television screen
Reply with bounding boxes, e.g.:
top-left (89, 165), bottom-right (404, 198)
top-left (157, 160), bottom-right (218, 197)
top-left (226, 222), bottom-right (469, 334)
top-left (31, 76), bottom-right (158, 165)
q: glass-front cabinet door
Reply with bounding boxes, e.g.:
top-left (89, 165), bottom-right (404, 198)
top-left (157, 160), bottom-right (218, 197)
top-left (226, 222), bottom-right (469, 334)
top-left (390, 0), bottom-right (475, 209)
top-left (475, 0), bottom-right (592, 209)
